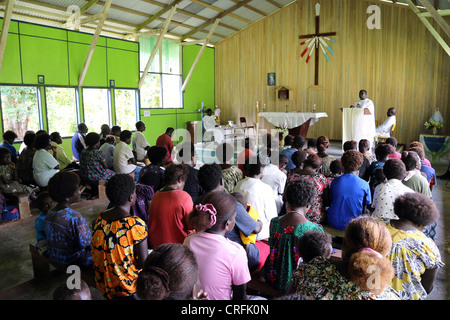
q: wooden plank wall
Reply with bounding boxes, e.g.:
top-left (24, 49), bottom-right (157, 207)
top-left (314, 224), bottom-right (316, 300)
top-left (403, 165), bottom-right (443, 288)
top-left (214, 0), bottom-right (450, 145)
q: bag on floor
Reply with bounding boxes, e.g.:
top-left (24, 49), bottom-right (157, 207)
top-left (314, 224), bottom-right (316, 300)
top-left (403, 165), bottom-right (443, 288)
top-left (1, 205), bottom-right (19, 221)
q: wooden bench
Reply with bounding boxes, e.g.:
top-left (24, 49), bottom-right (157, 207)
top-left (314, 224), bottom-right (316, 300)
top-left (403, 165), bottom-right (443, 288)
top-left (29, 244), bottom-right (95, 287)
top-left (323, 225), bottom-right (345, 238)
top-left (3, 192), bottom-right (32, 220)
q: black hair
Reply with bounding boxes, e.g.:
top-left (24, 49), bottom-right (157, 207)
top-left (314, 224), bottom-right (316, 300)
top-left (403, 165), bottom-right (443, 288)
top-left (375, 144), bottom-right (394, 161)
top-left (296, 230), bottom-right (332, 263)
top-left (341, 150), bottom-right (363, 172)
top-left (23, 132), bottom-right (36, 148)
top-left (36, 192), bottom-right (52, 210)
top-left (138, 243), bottom-right (199, 300)
top-left (303, 153), bottom-right (322, 170)
top-left (284, 135), bottom-right (294, 146)
top-left (385, 137), bottom-right (398, 148)
top-left (292, 150), bottom-right (307, 168)
top-left (307, 138), bottom-right (317, 149)
top-left (198, 163), bottom-right (223, 192)
top-left (163, 163), bottom-right (189, 186)
top-left (292, 135), bottom-right (306, 149)
top-left (47, 171), bottom-right (80, 203)
top-left (383, 159), bottom-right (406, 180)
top-left (284, 177), bottom-right (317, 209)
top-left (343, 140), bottom-right (357, 151)
top-left (401, 150), bottom-right (420, 171)
top-left (190, 191), bottom-right (236, 233)
top-left (34, 133), bottom-right (51, 150)
top-left (394, 193), bottom-right (440, 227)
top-left (0, 147), bottom-right (11, 158)
top-left (358, 139), bottom-right (370, 152)
top-left (50, 132), bottom-right (61, 141)
top-left (119, 130), bottom-right (132, 142)
top-left (147, 146), bottom-right (167, 166)
top-left (330, 159), bottom-right (344, 175)
top-left (279, 153), bottom-right (289, 165)
top-left (243, 156), bottom-right (265, 177)
top-left (2, 130), bottom-right (17, 142)
top-left (84, 132), bottom-right (100, 147)
top-left (111, 125), bottom-right (121, 136)
top-left (105, 174), bottom-right (135, 206)
top-left (136, 121), bottom-right (145, 130)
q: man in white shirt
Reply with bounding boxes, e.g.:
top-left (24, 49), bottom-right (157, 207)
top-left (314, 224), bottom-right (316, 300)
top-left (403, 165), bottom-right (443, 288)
top-left (113, 130), bottom-right (141, 182)
top-left (132, 121), bottom-right (150, 162)
top-left (351, 89), bottom-right (376, 149)
top-left (203, 108), bottom-right (217, 131)
top-left (376, 107), bottom-right (396, 137)
top-left (371, 159), bottom-right (414, 222)
top-left (261, 154), bottom-right (288, 213)
top-left (233, 156), bottom-right (278, 240)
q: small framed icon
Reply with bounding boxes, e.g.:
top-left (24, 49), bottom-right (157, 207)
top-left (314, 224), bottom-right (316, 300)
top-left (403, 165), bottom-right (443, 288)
top-left (38, 75), bottom-right (45, 84)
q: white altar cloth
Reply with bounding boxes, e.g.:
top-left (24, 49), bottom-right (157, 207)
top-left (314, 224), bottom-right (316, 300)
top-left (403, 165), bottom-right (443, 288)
top-left (259, 112), bottom-right (328, 129)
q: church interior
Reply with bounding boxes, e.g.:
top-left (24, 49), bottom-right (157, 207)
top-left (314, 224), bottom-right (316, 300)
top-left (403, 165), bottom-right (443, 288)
top-left (0, 0), bottom-right (448, 302)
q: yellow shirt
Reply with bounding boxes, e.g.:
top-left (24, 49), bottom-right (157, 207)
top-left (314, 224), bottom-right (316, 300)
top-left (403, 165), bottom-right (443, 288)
top-left (240, 204), bottom-right (259, 245)
top-left (48, 141), bottom-right (71, 170)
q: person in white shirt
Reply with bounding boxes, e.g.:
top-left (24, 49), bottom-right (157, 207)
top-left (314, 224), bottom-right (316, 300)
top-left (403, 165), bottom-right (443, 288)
top-left (33, 133), bottom-right (60, 187)
top-left (261, 154), bottom-right (288, 213)
top-left (132, 121), bottom-right (150, 162)
top-left (351, 89), bottom-right (377, 149)
top-left (113, 130), bottom-right (141, 182)
top-left (233, 156), bottom-right (278, 241)
top-left (376, 108), bottom-right (396, 137)
top-left (202, 109), bottom-right (217, 131)
top-left (99, 135), bottom-right (115, 169)
top-left (371, 159), bottom-right (414, 222)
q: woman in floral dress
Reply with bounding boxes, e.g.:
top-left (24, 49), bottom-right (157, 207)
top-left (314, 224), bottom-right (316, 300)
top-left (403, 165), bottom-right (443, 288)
top-left (287, 153), bottom-right (329, 224)
top-left (287, 216), bottom-right (400, 300)
top-left (262, 177), bottom-right (323, 294)
top-left (79, 132), bottom-right (115, 183)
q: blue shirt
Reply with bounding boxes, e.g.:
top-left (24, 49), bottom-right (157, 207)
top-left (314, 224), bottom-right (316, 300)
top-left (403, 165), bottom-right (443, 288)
top-left (327, 173), bottom-right (372, 231)
top-left (71, 131), bottom-right (85, 161)
top-left (35, 212), bottom-right (47, 242)
top-left (281, 147), bottom-right (298, 171)
top-left (420, 161), bottom-right (436, 186)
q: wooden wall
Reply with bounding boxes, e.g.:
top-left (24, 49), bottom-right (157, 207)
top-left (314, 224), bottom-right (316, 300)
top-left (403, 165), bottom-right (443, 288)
top-left (214, 0), bottom-right (450, 145)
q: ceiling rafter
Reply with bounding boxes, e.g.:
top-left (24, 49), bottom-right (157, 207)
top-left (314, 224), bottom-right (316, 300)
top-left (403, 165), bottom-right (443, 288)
top-left (180, 0), bottom-right (254, 41)
top-left (189, 0), bottom-right (253, 24)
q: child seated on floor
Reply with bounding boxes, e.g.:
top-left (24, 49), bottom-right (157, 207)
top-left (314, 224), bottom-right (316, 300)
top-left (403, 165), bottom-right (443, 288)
top-left (34, 192), bottom-right (53, 255)
top-left (0, 147), bottom-right (37, 201)
top-left (296, 230), bottom-right (333, 264)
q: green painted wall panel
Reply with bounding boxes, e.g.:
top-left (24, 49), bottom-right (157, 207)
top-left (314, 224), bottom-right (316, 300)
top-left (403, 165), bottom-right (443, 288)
top-left (19, 23), bottom-right (67, 41)
top-left (0, 34), bottom-right (22, 84)
top-left (142, 114), bottom-right (177, 145)
top-left (107, 48), bottom-right (139, 88)
top-left (67, 30), bottom-right (106, 46)
top-left (20, 36), bottom-right (69, 85)
top-left (68, 42), bottom-right (108, 87)
top-left (107, 38), bottom-right (138, 52)
top-left (0, 19), bottom-right (19, 34)
top-left (182, 45), bottom-right (215, 112)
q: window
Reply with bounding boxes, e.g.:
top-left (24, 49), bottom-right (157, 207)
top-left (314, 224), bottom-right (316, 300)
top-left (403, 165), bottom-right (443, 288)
top-left (114, 89), bottom-right (138, 130)
top-left (46, 87), bottom-right (78, 137)
top-left (140, 37), bottom-right (182, 108)
top-left (82, 88), bottom-right (110, 134)
top-left (0, 86), bottom-right (40, 140)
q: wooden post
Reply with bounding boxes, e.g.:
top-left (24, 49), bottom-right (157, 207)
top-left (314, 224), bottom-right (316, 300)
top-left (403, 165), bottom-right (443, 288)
top-left (404, 0), bottom-right (450, 56)
top-left (181, 18), bottom-right (220, 93)
top-left (0, 0), bottom-right (15, 74)
top-left (78, 0), bottom-right (113, 87)
top-left (138, 4), bottom-right (178, 90)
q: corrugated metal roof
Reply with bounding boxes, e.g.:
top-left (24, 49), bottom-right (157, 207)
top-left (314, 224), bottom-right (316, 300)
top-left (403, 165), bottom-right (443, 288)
top-left (1, 0), bottom-right (448, 45)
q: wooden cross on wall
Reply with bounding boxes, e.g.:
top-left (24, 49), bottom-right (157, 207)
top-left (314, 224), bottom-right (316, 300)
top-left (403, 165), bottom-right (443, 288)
top-left (299, 2), bottom-right (336, 86)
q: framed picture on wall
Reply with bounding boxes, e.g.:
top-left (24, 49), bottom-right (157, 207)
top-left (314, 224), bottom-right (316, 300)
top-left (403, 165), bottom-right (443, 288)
top-left (38, 75), bottom-right (45, 84)
top-left (267, 73), bottom-right (276, 86)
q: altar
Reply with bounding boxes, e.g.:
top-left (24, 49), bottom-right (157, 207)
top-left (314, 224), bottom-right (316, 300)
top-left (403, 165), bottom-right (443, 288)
top-left (259, 112), bottom-right (328, 138)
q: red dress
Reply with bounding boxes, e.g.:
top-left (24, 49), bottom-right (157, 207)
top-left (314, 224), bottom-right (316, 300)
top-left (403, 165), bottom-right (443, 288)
top-left (147, 190), bottom-right (193, 248)
top-left (155, 133), bottom-right (174, 163)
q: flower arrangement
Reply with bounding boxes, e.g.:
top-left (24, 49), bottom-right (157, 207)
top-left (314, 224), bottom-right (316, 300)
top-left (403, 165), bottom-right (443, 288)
top-left (424, 120), bottom-right (443, 130)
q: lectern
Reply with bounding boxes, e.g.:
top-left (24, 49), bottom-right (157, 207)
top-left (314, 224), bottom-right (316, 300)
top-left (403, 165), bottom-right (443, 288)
top-left (340, 108), bottom-right (373, 148)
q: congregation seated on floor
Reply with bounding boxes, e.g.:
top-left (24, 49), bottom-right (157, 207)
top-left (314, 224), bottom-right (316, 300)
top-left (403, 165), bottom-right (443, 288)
top-left (0, 122), bottom-right (443, 302)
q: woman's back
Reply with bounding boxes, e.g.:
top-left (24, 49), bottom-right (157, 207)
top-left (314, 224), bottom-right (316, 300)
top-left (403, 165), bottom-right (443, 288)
top-left (92, 215), bottom-right (147, 299)
top-left (262, 217), bottom-right (323, 293)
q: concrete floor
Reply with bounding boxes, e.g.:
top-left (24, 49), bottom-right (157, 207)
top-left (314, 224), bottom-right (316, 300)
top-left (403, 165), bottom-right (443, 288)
top-left (0, 141), bottom-right (448, 300)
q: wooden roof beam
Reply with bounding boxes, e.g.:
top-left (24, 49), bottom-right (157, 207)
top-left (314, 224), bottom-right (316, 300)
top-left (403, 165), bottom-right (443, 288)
top-left (0, 0), bottom-right (15, 73)
top-left (181, 0), bottom-right (253, 41)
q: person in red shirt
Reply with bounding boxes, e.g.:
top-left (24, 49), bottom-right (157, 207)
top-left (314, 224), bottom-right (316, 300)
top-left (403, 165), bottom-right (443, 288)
top-left (156, 127), bottom-right (174, 164)
top-left (147, 163), bottom-right (194, 249)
